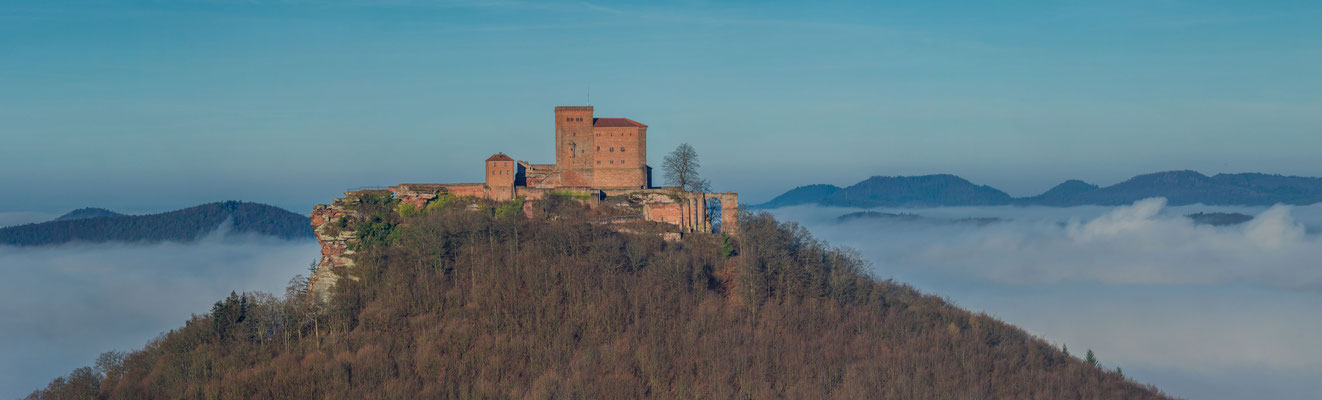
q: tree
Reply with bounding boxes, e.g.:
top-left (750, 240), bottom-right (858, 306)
top-left (1085, 349), bottom-right (1099, 367)
top-left (663, 143), bottom-right (710, 192)
top-left (94, 350), bottom-right (127, 379)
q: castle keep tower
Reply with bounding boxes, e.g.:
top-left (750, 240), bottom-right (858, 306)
top-left (589, 116), bottom-right (648, 189)
top-left (554, 106), bottom-right (596, 187)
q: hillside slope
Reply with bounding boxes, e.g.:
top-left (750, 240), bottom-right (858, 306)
top-left (28, 194), bottom-right (1170, 399)
top-left (0, 201), bottom-right (312, 246)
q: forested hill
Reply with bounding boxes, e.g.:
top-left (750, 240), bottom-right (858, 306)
top-left (757, 174), bottom-right (1013, 209)
top-left (753, 170), bottom-right (1322, 208)
top-left (0, 201), bottom-right (312, 246)
top-left (29, 193), bottom-right (1171, 399)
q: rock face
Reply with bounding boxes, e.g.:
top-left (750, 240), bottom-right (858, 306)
top-left (307, 192), bottom-right (374, 298)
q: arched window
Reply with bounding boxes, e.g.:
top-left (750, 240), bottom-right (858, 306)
top-left (609, 147), bottom-right (614, 152)
top-left (620, 147), bottom-right (625, 152)
top-left (596, 146), bottom-right (600, 151)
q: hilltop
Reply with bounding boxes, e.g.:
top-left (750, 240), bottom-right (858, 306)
top-left (53, 208), bottom-right (123, 221)
top-left (752, 170), bottom-right (1322, 209)
top-left (0, 201), bottom-right (313, 246)
top-left (29, 192), bottom-right (1169, 399)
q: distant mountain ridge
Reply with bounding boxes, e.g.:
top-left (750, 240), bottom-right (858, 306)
top-left (0, 201), bottom-right (313, 246)
top-left (752, 171), bottom-right (1322, 209)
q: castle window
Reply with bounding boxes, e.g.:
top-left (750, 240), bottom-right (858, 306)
top-left (596, 160), bottom-right (601, 164)
top-left (596, 146), bottom-right (600, 151)
top-left (620, 147), bottom-right (625, 152)
top-left (609, 160), bottom-right (614, 164)
top-left (609, 147), bottom-right (614, 152)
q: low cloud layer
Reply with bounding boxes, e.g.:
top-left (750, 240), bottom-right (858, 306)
top-left (771, 200), bottom-right (1322, 400)
top-left (0, 231), bottom-right (318, 398)
top-left (914, 198), bottom-right (1321, 290)
top-left (776, 199), bottom-right (1322, 291)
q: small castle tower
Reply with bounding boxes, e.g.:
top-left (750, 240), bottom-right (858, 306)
top-left (485, 153), bottom-right (517, 200)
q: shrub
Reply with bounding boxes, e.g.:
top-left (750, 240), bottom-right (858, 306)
top-left (396, 203), bottom-right (420, 219)
top-left (494, 197), bottom-right (525, 218)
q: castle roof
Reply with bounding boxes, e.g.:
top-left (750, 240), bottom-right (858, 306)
top-left (486, 153), bottom-right (514, 162)
top-left (593, 118), bottom-right (647, 128)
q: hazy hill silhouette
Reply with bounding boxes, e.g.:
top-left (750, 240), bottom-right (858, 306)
top-left (753, 170), bottom-right (1322, 208)
top-left (0, 201), bottom-right (312, 246)
top-left (759, 175), bottom-right (1012, 209)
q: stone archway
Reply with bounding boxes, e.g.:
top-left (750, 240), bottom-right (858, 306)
top-left (706, 197), bottom-right (723, 233)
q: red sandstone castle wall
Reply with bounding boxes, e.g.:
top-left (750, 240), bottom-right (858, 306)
top-left (591, 125), bottom-right (647, 188)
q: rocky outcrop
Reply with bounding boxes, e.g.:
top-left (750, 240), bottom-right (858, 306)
top-left (307, 192), bottom-right (377, 298)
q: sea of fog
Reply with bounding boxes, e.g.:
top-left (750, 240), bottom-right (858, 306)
top-left (0, 230), bottom-right (318, 398)
top-left (769, 199), bottom-right (1322, 400)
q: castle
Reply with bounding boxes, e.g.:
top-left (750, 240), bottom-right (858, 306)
top-left (308, 106), bottom-right (740, 295)
top-left (453, 106), bottom-right (652, 201)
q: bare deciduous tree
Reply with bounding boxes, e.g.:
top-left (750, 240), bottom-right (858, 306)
top-left (663, 143), bottom-right (710, 192)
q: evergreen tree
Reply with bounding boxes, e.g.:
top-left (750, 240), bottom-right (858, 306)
top-left (1085, 349), bottom-right (1099, 367)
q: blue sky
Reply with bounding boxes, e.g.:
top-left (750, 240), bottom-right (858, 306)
top-left (2, 0), bottom-right (1321, 213)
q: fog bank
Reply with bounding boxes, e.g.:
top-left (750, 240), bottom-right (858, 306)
top-left (0, 232), bottom-right (318, 398)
